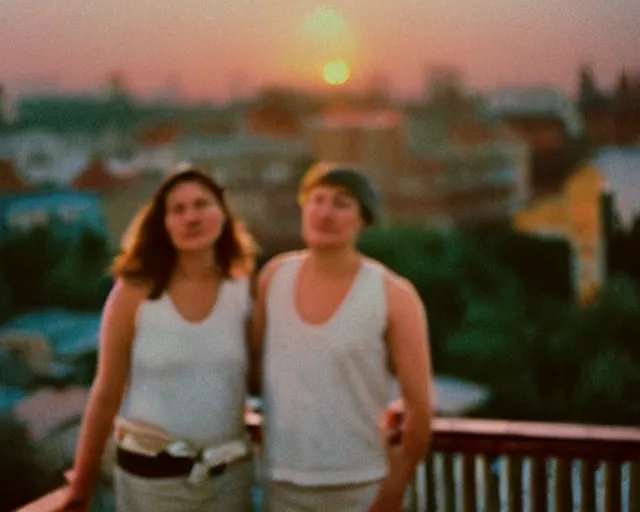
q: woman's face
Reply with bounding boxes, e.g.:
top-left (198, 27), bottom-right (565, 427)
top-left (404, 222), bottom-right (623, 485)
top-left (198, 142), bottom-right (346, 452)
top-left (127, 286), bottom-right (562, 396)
top-left (164, 180), bottom-right (226, 252)
top-left (301, 185), bottom-right (364, 250)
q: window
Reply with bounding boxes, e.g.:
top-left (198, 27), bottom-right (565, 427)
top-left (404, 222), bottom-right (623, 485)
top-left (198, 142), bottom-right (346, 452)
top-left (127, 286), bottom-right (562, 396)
top-left (7, 209), bottom-right (49, 231)
top-left (58, 205), bottom-right (83, 224)
top-left (262, 162), bottom-right (289, 184)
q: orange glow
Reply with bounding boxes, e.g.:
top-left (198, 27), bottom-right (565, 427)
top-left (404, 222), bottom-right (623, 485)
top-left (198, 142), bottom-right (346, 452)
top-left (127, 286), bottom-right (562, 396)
top-left (283, 8), bottom-right (358, 86)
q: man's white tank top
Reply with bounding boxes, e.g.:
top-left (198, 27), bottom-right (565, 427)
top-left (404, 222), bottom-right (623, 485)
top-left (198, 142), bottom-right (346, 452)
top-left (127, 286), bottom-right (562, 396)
top-left (119, 277), bottom-right (251, 448)
top-left (263, 252), bottom-right (392, 486)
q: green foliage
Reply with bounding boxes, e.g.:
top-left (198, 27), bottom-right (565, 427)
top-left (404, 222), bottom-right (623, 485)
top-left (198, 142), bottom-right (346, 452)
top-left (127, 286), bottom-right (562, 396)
top-left (0, 262), bottom-right (12, 324)
top-left (547, 277), bottom-right (640, 423)
top-left (0, 225), bottom-right (113, 315)
top-left (1, 225), bottom-right (67, 310)
top-left (360, 226), bottom-right (467, 366)
top-left (45, 229), bottom-right (113, 310)
top-left (607, 217), bottom-right (640, 289)
top-left (0, 414), bottom-right (49, 511)
top-left (573, 348), bottom-right (640, 424)
top-left (358, 224), bottom-right (640, 425)
top-left (466, 227), bottom-right (573, 301)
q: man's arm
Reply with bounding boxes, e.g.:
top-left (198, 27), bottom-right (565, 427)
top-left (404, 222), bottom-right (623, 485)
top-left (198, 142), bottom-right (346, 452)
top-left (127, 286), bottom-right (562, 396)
top-left (369, 273), bottom-right (433, 512)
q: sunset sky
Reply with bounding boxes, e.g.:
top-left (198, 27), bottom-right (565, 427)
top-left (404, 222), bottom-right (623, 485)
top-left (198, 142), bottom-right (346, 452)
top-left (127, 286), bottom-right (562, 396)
top-left (1, 0), bottom-right (639, 103)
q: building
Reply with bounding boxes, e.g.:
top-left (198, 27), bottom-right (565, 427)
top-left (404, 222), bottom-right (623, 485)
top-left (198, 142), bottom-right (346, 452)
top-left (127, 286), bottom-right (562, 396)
top-left (185, 135), bottom-right (313, 256)
top-left (241, 95), bottom-right (305, 139)
top-left (0, 129), bottom-right (96, 187)
top-left (95, 172), bottom-right (164, 248)
top-left (579, 66), bottom-right (640, 148)
top-left (514, 146), bottom-right (640, 304)
top-left (0, 159), bottom-right (30, 192)
top-left (404, 106), bottom-right (530, 227)
top-left (591, 146), bottom-right (640, 229)
top-left (0, 84), bottom-right (8, 127)
top-left (486, 86), bottom-right (583, 196)
top-left (0, 189), bottom-right (107, 242)
top-left (305, 93), bottom-right (529, 229)
top-left (305, 109), bottom-right (405, 191)
top-left (303, 68), bottom-right (531, 228)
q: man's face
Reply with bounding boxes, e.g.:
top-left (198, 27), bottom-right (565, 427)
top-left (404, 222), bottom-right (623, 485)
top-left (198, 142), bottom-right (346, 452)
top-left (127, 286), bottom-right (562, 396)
top-left (301, 184), bottom-right (364, 250)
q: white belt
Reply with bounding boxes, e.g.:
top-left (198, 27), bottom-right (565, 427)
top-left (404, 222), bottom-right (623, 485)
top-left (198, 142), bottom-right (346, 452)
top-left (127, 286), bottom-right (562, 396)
top-left (166, 438), bottom-right (250, 485)
top-left (115, 417), bottom-right (250, 486)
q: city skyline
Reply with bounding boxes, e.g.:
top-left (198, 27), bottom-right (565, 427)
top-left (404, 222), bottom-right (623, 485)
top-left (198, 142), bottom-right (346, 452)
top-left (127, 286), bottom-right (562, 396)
top-left (1, 0), bottom-right (639, 103)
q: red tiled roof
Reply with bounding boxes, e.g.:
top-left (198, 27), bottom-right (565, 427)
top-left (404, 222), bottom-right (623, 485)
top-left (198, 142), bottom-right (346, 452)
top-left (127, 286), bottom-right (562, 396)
top-left (139, 123), bottom-right (183, 147)
top-left (0, 159), bottom-right (30, 192)
top-left (312, 108), bottom-right (401, 129)
top-left (244, 104), bottom-right (303, 139)
top-left (72, 159), bottom-right (140, 192)
top-left (404, 158), bottom-right (443, 177)
top-left (449, 122), bottom-right (501, 145)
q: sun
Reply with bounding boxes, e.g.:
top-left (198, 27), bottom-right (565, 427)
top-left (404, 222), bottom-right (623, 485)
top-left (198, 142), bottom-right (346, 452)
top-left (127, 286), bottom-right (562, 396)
top-left (323, 60), bottom-right (350, 85)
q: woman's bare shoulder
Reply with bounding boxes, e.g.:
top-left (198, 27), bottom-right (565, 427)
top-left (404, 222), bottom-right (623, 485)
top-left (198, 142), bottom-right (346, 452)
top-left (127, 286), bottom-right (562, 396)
top-left (107, 278), bottom-right (152, 310)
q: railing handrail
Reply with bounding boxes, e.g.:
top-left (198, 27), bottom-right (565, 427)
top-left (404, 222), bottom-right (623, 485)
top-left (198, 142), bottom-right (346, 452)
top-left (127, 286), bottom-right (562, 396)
top-left (15, 416), bottom-right (640, 511)
top-left (434, 417), bottom-right (640, 441)
top-left (432, 417), bottom-right (640, 461)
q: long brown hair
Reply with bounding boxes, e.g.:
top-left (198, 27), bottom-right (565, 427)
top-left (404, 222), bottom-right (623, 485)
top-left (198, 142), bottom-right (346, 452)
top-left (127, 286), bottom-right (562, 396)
top-left (112, 165), bottom-right (257, 298)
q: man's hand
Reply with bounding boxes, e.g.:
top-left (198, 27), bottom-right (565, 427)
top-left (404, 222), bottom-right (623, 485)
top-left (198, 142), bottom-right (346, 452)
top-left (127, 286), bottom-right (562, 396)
top-left (379, 399), bottom-right (404, 449)
top-left (367, 490), bottom-right (404, 512)
top-left (367, 465), bottom-right (406, 512)
top-left (370, 402), bottom-right (411, 512)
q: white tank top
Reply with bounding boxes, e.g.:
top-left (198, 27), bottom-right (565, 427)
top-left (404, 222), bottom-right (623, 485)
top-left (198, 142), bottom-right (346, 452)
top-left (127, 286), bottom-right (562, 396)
top-left (263, 252), bottom-right (392, 486)
top-left (120, 277), bottom-right (251, 448)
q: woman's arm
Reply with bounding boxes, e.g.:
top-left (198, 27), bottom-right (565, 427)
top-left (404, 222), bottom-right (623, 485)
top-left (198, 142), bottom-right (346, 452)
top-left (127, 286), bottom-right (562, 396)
top-left (369, 273), bottom-right (433, 512)
top-left (247, 255), bottom-right (287, 397)
top-left (62, 280), bottom-right (145, 509)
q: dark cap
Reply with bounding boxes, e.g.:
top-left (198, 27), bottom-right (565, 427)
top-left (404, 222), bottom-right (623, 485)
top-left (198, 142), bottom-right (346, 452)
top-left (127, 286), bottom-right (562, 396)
top-left (298, 163), bottom-right (383, 225)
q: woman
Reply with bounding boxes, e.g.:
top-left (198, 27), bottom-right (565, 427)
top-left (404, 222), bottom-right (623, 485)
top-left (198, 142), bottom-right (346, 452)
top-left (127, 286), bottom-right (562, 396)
top-left (61, 165), bottom-right (257, 512)
top-left (252, 163), bottom-right (433, 512)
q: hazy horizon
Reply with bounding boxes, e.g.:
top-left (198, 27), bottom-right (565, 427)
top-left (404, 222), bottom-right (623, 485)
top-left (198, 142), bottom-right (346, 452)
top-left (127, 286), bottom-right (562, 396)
top-left (2, 0), bottom-right (639, 103)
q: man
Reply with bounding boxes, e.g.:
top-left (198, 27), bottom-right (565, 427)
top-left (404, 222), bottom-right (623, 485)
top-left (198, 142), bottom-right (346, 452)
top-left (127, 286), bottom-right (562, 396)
top-left (252, 163), bottom-right (433, 512)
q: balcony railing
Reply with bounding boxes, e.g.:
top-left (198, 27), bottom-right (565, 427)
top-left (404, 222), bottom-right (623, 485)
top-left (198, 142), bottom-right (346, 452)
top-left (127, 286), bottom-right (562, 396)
top-left (17, 417), bottom-right (640, 512)
top-left (406, 418), bottom-right (640, 512)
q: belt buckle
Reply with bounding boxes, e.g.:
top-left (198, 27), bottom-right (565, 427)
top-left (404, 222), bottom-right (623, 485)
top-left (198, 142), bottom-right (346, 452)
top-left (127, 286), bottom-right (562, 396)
top-left (187, 458), bottom-right (228, 486)
top-left (208, 462), bottom-right (227, 477)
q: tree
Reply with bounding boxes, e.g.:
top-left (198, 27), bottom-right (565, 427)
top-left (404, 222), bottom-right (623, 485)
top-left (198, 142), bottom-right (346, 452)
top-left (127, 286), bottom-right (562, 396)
top-left (0, 254), bottom-right (12, 323)
top-left (0, 414), bottom-right (50, 511)
top-left (44, 228), bottom-right (113, 310)
top-left (1, 225), bottom-right (66, 311)
top-left (358, 224), bottom-right (640, 425)
top-left (358, 226), bottom-right (468, 367)
top-left (464, 226), bottom-right (573, 301)
top-left (607, 215), bottom-right (640, 288)
top-left (549, 277), bottom-right (640, 424)
top-left (0, 225), bottom-right (113, 314)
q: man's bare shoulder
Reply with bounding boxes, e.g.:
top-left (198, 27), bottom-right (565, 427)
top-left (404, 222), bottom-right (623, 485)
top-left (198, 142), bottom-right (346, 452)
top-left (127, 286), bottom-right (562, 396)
top-left (257, 250), bottom-right (305, 287)
top-left (363, 257), bottom-right (419, 300)
top-left (363, 259), bottom-right (426, 323)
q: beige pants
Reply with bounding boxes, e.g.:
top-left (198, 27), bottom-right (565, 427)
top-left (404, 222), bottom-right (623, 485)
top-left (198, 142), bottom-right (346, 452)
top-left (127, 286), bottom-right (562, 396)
top-left (263, 480), bottom-right (380, 512)
top-left (114, 459), bottom-right (253, 512)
